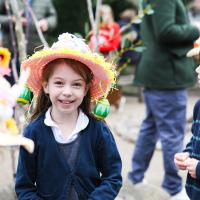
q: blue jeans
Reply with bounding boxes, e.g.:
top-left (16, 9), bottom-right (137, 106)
top-left (128, 89), bottom-right (187, 195)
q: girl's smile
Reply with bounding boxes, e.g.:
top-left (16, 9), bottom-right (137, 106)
top-left (57, 99), bottom-right (76, 109)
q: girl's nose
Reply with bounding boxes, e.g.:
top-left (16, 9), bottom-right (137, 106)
top-left (62, 85), bottom-right (72, 96)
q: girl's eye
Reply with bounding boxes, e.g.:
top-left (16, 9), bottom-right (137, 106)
top-left (54, 81), bottom-right (64, 86)
top-left (73, 83), bottom-right (82, 88)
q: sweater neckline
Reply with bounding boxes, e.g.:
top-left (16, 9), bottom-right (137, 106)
top-left (46, 124), bottom-right (85, 174)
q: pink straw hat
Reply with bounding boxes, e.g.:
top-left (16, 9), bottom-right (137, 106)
top-left (21, 33), bottom-right (117, 101)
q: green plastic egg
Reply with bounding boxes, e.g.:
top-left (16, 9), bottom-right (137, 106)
top-left (92, 98), bottom-right (110, 120)
top-left (17, 85), bottom-right (32, 105)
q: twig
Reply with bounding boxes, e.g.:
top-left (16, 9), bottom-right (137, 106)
top-left (86, 0), bottom-right (95, 29)
top-left (11, 59), bottom-right (18, 82)
top-left (6, 0), bottom-right (26, 183)
top-left (8, 0), bottom-right (26, 65)
top-left (93, 0), bottom-right (102, 52)
top-left (5, 0), bottom-right (19, 81)
top-left (22, 0), bottom-right (49, 48)
top-left (10, 146), bottom-right (16, 181)
top-left (110, 40), bottom-right (142, 61)
top-left (117, 59), bottom-right (132, 73)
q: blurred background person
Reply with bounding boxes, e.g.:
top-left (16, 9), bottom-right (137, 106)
top-left (0, 0), bottom-right (57, 85)
top-left (118, 3), bottom-right (141, 68)
top-left (88, 4), bottom-right (121, 55)
top-left (127, 0), bottom-right (200, 199)
top-left (188, 0), bottom-right (200, 29)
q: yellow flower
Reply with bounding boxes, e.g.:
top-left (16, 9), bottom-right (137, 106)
top-left (5, 118), bottom-right (19, 135)
top-left (0, 47), bottom-right (11, 68)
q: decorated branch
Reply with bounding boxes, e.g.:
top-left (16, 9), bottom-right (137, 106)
top-left (0, 47), bottom-right (34, 153)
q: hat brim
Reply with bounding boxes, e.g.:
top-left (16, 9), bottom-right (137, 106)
top-left (186, 47), bottom-right (200, 57)
top-left (22, 48), bottom-right (116, 100)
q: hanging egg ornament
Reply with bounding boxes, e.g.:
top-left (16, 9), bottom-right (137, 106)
top-left (194, 38), bottom-right (200, 48)
top-left (187, 37), bottom-right (200, 57)
top-left (92, 98), bottom-right (110, 120)
top-left (17, 85), bottom-right (32, 105)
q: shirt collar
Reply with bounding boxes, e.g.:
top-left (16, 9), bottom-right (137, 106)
top-left (44, 107), bottom-right (89, 134)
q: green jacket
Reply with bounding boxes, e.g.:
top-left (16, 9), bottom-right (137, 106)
top-left (134, 0), bottom-right (199, 89)
top-left (0, 0), bottom-right (57, 55)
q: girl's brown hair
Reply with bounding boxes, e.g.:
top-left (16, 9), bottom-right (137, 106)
top-left (29, 58), bottom-right (93, 122)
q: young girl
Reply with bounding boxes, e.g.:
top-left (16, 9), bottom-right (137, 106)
top-left (15, 33), bottom-right (122, 200)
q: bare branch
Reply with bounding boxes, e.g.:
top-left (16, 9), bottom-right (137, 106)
top-left (86, 0), bottom-right (95, 30)
top-left (93, 0), bottom-right (102, 52)
top-left (8, 0), bottom-right (26, 65)
top-left (22, 0), bottom-right (49, 48)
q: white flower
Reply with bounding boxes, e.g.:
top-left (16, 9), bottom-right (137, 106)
top-left (0, 68), bottom-right (30, 120)
top-left (52, 32), bottom-right (91, 53)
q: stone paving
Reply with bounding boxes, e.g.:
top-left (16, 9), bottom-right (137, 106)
top-left (117, 179), bottom-right (170, 200)
top-left (0, 148), bottom-right (16, 200)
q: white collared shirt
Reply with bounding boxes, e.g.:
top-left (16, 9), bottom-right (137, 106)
top-left (44, 108), bottom-right (89, 144)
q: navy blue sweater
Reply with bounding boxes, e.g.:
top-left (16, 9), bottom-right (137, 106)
top-left (15, 114), bottom-right (122, 200)
top-left (184, 100), bottom-right (200, 200)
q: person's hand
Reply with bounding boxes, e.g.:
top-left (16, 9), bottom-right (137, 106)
top-left (186, 158), bottom-right (199, 179)
top-left (38, 19), bottom-right (48, 32)
top-left (21, 17), bottom-right (28, 26)
top-left (174, 152), bottom-right (189, 170)
top-left (11, 15), bottom-right (27, 26)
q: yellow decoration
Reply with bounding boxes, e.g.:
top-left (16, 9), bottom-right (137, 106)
top-left (5, 118), bottom-right (19, 135)
top-left (0, 61), bottom-right (34, 153)
top-left (0, 47), bottom-right (11, 68)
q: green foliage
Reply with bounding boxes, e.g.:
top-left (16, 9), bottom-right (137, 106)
top-left (107, 2), bottom-right (153, 75)
top-left (143, 4), bottom-right (154, 15)
top-left (134, 46), bottom-right (146, 52)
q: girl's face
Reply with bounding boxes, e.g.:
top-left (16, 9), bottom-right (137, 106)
top-left (42, 62), bottom-right (89, 118)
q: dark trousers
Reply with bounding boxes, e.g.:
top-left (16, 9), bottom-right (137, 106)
top-left (128, 89), bottom-right (187, 195)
